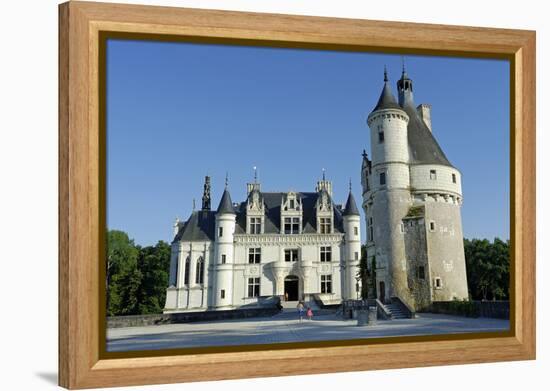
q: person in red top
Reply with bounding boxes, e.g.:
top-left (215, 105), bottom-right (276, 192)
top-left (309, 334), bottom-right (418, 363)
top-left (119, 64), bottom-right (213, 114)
top-left (306, 307), bottom-right (313, 321)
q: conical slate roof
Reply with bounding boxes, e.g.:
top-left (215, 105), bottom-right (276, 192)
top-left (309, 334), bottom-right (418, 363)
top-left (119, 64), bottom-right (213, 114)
top-left (343, 192), bottom-right (360, 216)
top-left (372, 81), bottom-right (402, 113)
top-left (216, 189), bottom-right (235, 215)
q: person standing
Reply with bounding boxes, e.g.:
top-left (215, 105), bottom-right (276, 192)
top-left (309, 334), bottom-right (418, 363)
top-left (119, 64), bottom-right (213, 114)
top-left (306, 306), bottom-right (313, 321)
top-left (297, 301), bottom-right (304, 322)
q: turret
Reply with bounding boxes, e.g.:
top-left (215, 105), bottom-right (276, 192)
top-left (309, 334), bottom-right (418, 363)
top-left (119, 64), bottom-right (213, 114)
top-left (343, 182), bottom-right (361, 299)
top-left (397, 62), bottom-right (414, 107)
top-left (367, 68), bottom-right (410, 185)
top-left (213, 176), bottom-right (236, 309)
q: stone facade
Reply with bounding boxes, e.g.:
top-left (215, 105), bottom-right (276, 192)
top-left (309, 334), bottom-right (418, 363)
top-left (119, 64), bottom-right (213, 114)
top-left (164, 177), bottom-right (362, 313)
top-left (361, 68), bottom-right (469, 310)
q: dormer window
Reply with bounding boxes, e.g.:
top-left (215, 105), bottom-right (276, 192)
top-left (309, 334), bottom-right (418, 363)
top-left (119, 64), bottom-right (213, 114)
top-left (320, 217), bottom-right (332, 234)
top-left (284, 217), bottom-right (300, 234)
top-left (249, 217), bottom-right (262, 234)
top-left (289, 199), bottom-right (295, 209)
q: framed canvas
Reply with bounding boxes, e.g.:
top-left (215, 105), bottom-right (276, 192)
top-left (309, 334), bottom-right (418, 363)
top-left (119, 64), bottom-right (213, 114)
top-left (59, 0), bottom-right (536, 389)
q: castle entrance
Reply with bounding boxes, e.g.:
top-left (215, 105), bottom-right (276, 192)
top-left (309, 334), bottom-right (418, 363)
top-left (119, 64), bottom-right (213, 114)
top-left (284, 275), bottom-right (299, 301)
top-left (379, 281), bottom-right (386, 303)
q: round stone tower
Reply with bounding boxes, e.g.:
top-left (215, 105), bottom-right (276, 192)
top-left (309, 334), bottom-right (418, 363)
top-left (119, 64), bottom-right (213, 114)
top-left (213, 181), bottom-right (236, 309)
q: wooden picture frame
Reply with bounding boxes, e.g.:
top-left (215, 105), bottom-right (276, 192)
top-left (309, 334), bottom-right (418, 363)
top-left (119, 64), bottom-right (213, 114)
top-left (59, 1), bottom-right (536, 389)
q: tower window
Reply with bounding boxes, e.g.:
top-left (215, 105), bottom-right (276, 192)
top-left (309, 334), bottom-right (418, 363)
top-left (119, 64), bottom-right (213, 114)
top-left (220, 289), bottom-right (225, 299)
top-left (429, 221), bottom-right (436, 232)
top-left (284, 217), bottom-right (300, 234)
top-left (284, 249), bottom-right (299, 262)
top-left (379, 172), bottom-right (386, 186)
top-left (355, 252), bottom-right (359, 261)
top-left (320, 246), bottom-right (332, 262)
top-left (378, 131), bottom-right (385, 143)
top-left (354, 226), bottom-right (358, 236)
top-left (248, 248), bottom-right (261, 264)
top-left (367, 217), bottom-right (374, 242)
top-left (218, 227), bottom-right (223, 237)
top-left (321, 275), bottom-right (333, 294)
top-left (430, 170), bottom-right (437, 180)
top-left (320, 217), bottom-right (332, 234)
top-left (434, 277), bottom-right (442, 289)
top-left (249, 217), bottom-right (261, 234)
top-left (417, 266), bottom-right (425, 280)
top-left (247, 277), bottom-right (260, 298)
top-left (452, 173), bottom-right (457, 183)
top-left (221, 254), bottom-right (226, 264)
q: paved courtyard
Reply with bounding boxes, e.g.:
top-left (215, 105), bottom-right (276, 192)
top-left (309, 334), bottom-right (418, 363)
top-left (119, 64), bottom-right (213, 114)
top-left (106, 310), bottom-right (509, 352)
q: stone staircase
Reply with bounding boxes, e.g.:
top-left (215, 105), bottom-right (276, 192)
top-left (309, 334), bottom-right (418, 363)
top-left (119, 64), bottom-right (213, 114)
top-left (384, 302), bottom-right (408, 319)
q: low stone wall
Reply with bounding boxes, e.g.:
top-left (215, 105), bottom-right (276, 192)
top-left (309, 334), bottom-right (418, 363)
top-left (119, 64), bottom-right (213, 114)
top-left (425, 300), bottom-right (509, 319)
top-left (108, 307), bottom-right (280, 329)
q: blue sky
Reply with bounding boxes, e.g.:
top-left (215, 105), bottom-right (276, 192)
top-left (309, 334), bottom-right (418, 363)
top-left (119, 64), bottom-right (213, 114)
top-left (106, 39), bottom-right (510, 246)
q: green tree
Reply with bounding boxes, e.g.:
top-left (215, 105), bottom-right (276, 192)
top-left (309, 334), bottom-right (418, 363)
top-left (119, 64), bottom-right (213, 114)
top-left (106, 230), bottom-right (141, 316)
top-left (464, 237), bottom-right (510, 301)
top-left (135, 241), bottom-right (171, 314)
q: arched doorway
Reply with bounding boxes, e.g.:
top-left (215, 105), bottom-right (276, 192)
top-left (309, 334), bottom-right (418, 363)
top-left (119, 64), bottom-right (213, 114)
top-left (284, 275), bottom-right (299, 301)
top-left (379, 281), bottom-right (386, 303)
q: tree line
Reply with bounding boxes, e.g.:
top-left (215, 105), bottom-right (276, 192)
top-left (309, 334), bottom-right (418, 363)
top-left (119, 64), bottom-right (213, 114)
top-left (107, 230), bottom-right (170, 316)
top-left (106, 229), bottom-right (509, 316)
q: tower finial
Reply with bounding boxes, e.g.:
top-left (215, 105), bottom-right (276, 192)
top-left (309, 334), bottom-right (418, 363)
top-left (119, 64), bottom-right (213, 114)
top-left (322, 168), bottom-right (326, 181)
top-left (401, 56), bottom-right (406, 76)
top-left (253, 166), bottom-right (257, 183)
top-left (349, 178), bottom-right (352, 192)
top-left (384, 65), bottom-right (388, 82)
top-left (192, 198), bottom-right (196, 211)
top-left (225, 172), bottom-right (229, 189)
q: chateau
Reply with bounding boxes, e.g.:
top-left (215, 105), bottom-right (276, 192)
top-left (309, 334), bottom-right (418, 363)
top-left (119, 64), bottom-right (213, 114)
top-left (164, 66), bottom-right (469, 313)
top-left (361, 67), bottom-right (469, 310)
top-left (164, 175), bottom-right (361, 312)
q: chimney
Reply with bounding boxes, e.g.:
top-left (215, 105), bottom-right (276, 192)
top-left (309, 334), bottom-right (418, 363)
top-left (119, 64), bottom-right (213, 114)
top-left (416, 104), bottom-right (432, 132)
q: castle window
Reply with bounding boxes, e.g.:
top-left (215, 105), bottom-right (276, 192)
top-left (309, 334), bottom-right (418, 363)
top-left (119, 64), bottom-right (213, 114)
top-left (195, 257), bottom-right (204, 284)
top-left (354, 226), bottom-right (359, 236)
top-left (320, 246), bottom-right (332, 262)
top-left (434, 277), bottom-right (442, 289)
top-left (355, 252), bottom-right (359, 261)
top-left (184, 257), bottom-right (190, 285)
top-left (248, 248), bottom-right (261, 264)
top-left (321, 275), bottom-right (333, 294)
top-left (379, 172), bottom-right (386, 186)
top-left (249, 217), bottom-right (261, 234)
top-left (285, 249), bottom-right (299, 262)
top-left (417, 266), bottom-right (426, 280)
top-left (320, 217), bottom-right (332, 234)
top-left (367, 217), bottom-right (374, 242)
top-left (221, 254), bottom-right (226, 264)
top-left (430, 170), bottom-right (437, 180)
top-left (429, 221), bottom-right (436, 232)
top-left (284, 217), bottom-right (300, 234)
top-left (218, 227), bottom-right (223, 237)
top-left (452, 173), bottom-right (457, 183)
top-left (220, 289), bottom-right (225, 299)
top-left (247, 277), bottom-right (260, 298)
top-left (378, 131), bottom-right (384, 143)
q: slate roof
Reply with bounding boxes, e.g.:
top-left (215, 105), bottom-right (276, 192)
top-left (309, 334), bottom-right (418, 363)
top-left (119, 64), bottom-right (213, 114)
top-left (216, 189), bottom-right (236, 214)
top-left (372, 81), bottom-right (401, 112)
top-left (343, 192), bottom-right (360, 216)
top-left (402, 103), bottom-right (453, 167)
top-left (174, 191), bottom-right (345, 243)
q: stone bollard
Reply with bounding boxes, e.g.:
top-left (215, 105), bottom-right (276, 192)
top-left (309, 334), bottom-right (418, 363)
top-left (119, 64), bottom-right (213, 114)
top-left (367, 306), bottom-right (377, 325)
top-left (356, 309), bottom-right (368, 326)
